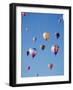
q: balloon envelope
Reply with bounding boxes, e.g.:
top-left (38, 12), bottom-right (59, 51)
top-left (40, 45), bottom-right (45, 50)
top-left (43, 32), bottom-right (49, 40)
top-left (48, 64), bottom-right (53, 70)
top-left (51, 45), bottom-right (59, 55)
top-left (55, 32), bottom-right (60, 39)
top-left (27, 66), bottom-right (30, 70)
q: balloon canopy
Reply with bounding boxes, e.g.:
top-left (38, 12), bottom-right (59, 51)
top-left (27, 66), bottom-right (30, 70)
top-left (40, 45), bottom-right (45, 50)
top-left (51, 44), bottom-right (59, 55)
top-left (43, 32), bottom-right (49, 40)
top-left (48, 64), bottom-right (54, 70)
top-left (55, 32), bottom-right (60, 39)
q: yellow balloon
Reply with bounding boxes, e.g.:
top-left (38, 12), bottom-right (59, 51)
top-left (43, 32), bottom-right (49, 40)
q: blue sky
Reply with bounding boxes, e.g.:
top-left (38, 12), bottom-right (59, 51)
top-left (21, 12), bottom-right (64, 77)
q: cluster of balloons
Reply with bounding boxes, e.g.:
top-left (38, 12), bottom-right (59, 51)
top-left (23, 13), bottom-right (62, 72)
top-left (26, 32), bottom-right (60, 71)
top-left (27, 48), bottom-right (37, 58)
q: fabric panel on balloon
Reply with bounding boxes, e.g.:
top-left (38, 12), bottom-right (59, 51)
top-left (21, 12), bottom-right (64, 77)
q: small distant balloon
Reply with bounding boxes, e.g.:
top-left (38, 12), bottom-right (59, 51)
top-left (27, 66), bottom-right (30, 70)
top-left (43, 32), bottom-right (49, 40)
top-left (40, 45), bottom-right (45, 50)
top-left (33, 37), bottom-right (37, 43)
top-left (48, 64), bottom-right (54, 70)
top-left (58, 15), bottom-right (64, 23)
top-left (55, 32), bottom-right (60, 39)
top-left (21, 12), bottom-right (27, 16)
top-left (27, 51), bottom-right (29, 56)
top-left (51, 44), bottom-right (59, 55)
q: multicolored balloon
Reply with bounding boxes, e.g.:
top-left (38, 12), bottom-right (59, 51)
top-left (40, 45), bottom-right (45, 50)
top-left (43, 32), bottom-right (49, 40)
top-left (51, 44), bottom-right (59, 55)
top-left (48, 64), bottom-right (54, 70)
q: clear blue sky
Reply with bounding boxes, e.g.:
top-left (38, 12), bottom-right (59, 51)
top-left (21, 12), bottom-right (64, 77)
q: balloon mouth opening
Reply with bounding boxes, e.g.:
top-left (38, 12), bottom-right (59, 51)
top-left (45, 38), bottom-right (48, 40)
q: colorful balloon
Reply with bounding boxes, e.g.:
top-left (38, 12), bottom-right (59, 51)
top-left (40, 45), bottom-right (45, 50)
top-left (51, 44), bottom-right (59, 55)
top-left (55, 32), bottom-right (60, 39)
top-left (43, 32), bottom-right (49, 40)
top-left (48, 64), bottom-right (53, 70)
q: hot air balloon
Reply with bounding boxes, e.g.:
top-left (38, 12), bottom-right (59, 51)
top-left (28, 48), bottom-right (37, 58)
top-left (48, 64), bottom-right (53, 70)
top-left (27, 66), bottom-right (30, 70)
top-left (58, 15), bottom-right (64, 23)
top-left (27, 51), bottom-right (29, 56)
top-left (51, 44), bottom-right (59, 55)
top-left (40, 45), bottom-right (45, 50)
top-left (21, 12), bottom-right (27, 16)
top-left (43, 32), bottom-right (49, 40)
top-left (32, 37), bottom-right (37, 43)
top-left (55, 32), bottom-right (60, 39)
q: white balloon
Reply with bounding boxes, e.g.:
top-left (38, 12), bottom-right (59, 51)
top-left (29, 48), bottom-right (34, 55)
top-left (51, 46), bottom-right (55, 53)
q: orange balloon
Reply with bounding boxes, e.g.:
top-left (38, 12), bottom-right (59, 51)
top-left (43, 32), bottom-right (49, 40)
